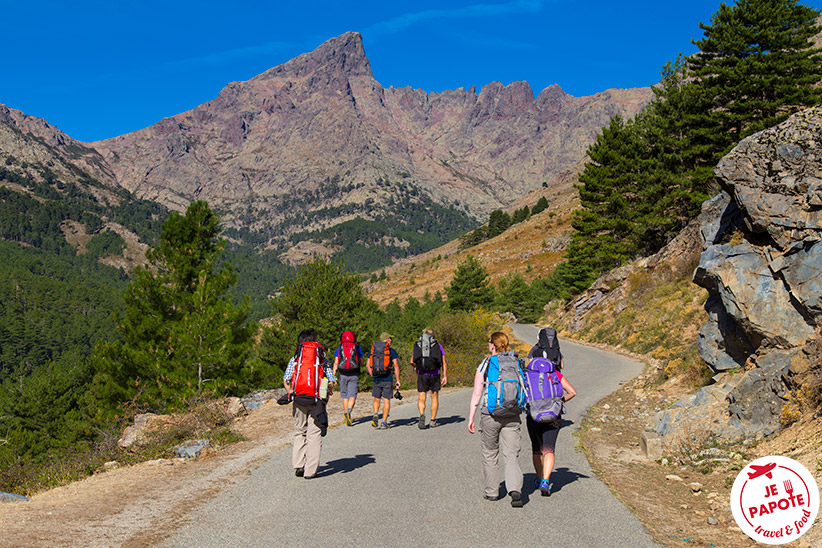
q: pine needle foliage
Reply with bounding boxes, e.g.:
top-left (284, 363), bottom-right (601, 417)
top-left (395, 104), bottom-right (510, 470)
top-left (562, 0), bottom-right (822, 291)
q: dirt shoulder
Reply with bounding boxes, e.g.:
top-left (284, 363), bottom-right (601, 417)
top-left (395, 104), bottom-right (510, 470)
top-left (578, 360), bottom-right (822, 548)
top-left (0, 389), bottom-right (438, 548)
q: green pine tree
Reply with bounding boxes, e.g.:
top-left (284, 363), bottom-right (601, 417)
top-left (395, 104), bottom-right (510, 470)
top-left (91, 201), bottom-right (256, 414)
top-left (689, 0), bottom-right (822, 148)
top-left (258, 257), bottom-right (380, 374)
top-left (446, 255), bottom-right (495, 311)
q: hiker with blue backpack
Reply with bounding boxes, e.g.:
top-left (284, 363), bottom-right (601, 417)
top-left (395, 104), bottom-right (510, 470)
top-left (523, 329), bottom-right (576, 496)
top-left (332, 330), bottom-right (363, 427)
top-left (467, 331), bottom-right (527, 507)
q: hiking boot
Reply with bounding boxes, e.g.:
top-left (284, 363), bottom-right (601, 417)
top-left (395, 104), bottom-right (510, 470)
top-left (295, 467), bottom-right (304, 477)
top-left (418, 414), bottom-right (426, 429)
top-left (539, 480), bottom-right (551, 497)
top-left (371, 413), bottom-right (379, 427)
top-left (429, 419), bottom-right (439, 428)
top-left (510, 491), bottom-right (523, 507)
top-left (378, 421), bottom-right (390, 430)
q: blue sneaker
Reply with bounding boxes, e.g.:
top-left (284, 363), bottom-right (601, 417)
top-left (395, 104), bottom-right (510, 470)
top-left (539, 479), bottom-right (551, 497)
top-left (378, 421), bottom-right (390, 430)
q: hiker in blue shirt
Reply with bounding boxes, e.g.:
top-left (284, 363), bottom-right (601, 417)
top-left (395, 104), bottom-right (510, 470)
top-left (366, 332), bottom-right (401, 429)
top-left (332, 330), bottom-right (363, 426)
top-left (467, 331), bottom-right (525, 507)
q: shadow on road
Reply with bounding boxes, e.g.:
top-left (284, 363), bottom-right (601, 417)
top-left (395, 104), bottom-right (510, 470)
top-left (317, 453), bottom-right (376, 476)
top-left (522, 467), bottom-right (589, 495)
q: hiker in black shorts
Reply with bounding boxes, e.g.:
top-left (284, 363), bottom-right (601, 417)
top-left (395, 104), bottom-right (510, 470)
top-left (412, 329), bottom-right (447, 429)
top-left (527, 367), bottom-right (575, 496)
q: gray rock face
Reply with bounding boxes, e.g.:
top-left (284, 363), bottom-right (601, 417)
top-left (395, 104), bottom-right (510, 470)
top-left (671, 107), bottom-right (822, 440)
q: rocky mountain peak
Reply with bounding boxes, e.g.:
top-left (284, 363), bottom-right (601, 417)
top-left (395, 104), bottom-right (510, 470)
top-left (253, 31), bottom-right (373, 83)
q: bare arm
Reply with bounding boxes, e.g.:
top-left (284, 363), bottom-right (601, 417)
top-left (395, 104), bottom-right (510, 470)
top-left (393, 358), bottom-right (401, 388)
top-left (441, 353), bottom-right (448, 386)
top-left (332, 355), bottom-right (340, 378)
top-left (561, 376), bottom-right (576, 402)
top-left (467, 370), bottom-right (484, 434)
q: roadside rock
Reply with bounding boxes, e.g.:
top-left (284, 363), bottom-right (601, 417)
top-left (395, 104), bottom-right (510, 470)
top-left (0, 491), bottom-right (30, 503)
top-left (174, 439), bottom-right (212, 459)
top-left (118, 413), bottom-right (172, 449)
top-left (660, 107), bottom-right (822, 443)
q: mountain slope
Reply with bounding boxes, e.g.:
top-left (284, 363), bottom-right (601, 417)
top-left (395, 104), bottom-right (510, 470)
top-left (90, 32), bottom-right (652, 267)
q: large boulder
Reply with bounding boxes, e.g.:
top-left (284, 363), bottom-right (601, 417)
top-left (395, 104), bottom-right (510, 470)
top-left (661, 107), bottom-right (822, 442)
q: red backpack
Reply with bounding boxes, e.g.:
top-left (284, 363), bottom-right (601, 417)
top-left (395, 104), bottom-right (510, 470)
top-left (337, 331), bottom-right (360, 374)
top-left (291, 341), bottom-right (326, 398)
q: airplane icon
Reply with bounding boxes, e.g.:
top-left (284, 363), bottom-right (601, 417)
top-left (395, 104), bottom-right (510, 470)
top-left (747, 462), bottom-right (777, 480)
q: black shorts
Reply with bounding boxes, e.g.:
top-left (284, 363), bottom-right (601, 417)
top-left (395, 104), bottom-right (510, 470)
top-left (526, 415), bottom-right (561, 454)
top-left (417, 373), bottom-right (441, 392)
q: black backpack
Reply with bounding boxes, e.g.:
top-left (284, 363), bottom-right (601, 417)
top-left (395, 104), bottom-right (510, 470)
top-left (412, 333), bottom-right (443, 373)
top-left (535, 327), bottom-right (561, 365)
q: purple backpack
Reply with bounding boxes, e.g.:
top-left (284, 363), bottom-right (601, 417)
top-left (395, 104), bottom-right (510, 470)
top-left (523, 357), bottom-right (564, 423)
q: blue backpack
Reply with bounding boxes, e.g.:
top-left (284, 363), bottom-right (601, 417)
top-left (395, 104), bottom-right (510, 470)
top-left (484, 351), bottom-right (526, 418)
top-left (523, 357), bottom-right (564, 423)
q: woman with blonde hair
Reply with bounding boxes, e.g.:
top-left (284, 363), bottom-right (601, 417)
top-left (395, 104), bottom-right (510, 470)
top-left (467, 331), bottom-right (525, 507)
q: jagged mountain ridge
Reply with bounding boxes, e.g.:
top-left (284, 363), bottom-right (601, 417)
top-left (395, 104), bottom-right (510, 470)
top-left (87, 32), bottom-right (651, 254)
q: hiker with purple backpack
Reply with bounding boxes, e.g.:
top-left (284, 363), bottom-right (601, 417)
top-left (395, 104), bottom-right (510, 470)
top-left (523, 327), bottom-right (576, 496)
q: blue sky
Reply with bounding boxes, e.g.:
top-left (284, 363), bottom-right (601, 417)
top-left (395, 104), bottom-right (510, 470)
top-left (3, 0), bottom-right (821, 142)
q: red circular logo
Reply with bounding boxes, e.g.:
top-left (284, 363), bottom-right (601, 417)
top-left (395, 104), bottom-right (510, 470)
top-left (730, 456), bottom-right (819, 544)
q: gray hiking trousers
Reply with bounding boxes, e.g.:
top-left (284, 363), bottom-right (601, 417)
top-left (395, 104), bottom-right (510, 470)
top-left (479, 413), bottom-right (523, 498)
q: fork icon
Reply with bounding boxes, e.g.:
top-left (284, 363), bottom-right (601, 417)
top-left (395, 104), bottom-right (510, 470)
top-left (784, 479), bottom-right (794, 496)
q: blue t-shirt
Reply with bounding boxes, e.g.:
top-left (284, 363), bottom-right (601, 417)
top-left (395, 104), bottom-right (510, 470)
top-left (334, 345), bottom-right (363, 375)
top-left (367, 347), bottom-right (399, 383)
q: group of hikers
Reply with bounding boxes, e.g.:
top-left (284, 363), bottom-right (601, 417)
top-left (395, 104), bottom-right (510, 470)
top-left (282, 326), bottom-right (576, 506)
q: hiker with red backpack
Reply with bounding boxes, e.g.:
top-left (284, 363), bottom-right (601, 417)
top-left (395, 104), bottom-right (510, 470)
top-left (467, 331), bottom-right (526, 507)
top-left (332, 330), bottom-right (363, 426)
top-left (523, 337), bottom-right (576, 497)
top-left (283, 328), bottom-right (337, 479)
top-left (366, 332), bottom-right (401, 430)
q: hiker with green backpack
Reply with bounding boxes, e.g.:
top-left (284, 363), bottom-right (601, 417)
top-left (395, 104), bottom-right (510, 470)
top-left (467, 331), bottom-right (526, 507)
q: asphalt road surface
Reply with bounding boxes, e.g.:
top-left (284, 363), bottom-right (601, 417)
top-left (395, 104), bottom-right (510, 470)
top-left (161, 325), bottom-right (659, 547)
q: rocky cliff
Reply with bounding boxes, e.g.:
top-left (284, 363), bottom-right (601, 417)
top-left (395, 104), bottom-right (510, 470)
top-left (659, 107), bottom-right (822, 440)
top-left (88, 32), bottom-right (652, 252)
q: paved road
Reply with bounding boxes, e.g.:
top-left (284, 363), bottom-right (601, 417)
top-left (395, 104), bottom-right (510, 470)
top-left (162, 325), bottom-right (659, 547)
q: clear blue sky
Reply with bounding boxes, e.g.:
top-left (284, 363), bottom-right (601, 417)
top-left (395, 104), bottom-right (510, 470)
top-left (3, 0), bottom-right (821, 143)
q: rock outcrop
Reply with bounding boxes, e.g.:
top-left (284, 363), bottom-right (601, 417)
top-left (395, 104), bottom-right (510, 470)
top-left (659, 107), bottom-right (822, 440)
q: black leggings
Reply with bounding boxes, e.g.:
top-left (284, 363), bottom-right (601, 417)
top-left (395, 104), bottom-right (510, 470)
top-left (526, 415), bottom-right (560, 455)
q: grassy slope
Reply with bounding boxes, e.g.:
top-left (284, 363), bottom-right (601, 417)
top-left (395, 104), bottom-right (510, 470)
top-left (366, 168), bottom-right (580, 306)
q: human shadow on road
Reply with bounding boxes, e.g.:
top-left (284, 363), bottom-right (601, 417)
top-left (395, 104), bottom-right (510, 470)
top-left (316, 454), bottom-right (376, 477)
top-left (524, 467), bottom-right (589, 495)
top-left (431, 414), bottom-right (464, 426)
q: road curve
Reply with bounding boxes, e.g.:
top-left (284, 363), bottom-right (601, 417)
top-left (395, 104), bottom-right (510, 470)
top-left (161, 325), bottom-right (659, 548)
